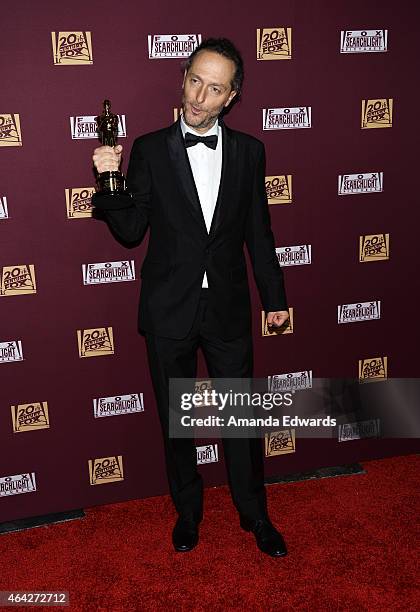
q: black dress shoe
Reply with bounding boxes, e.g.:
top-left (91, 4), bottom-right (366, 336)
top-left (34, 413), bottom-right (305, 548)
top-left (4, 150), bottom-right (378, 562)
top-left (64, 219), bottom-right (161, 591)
top-left (240, 517), bottom-right (287, 557)
top-left (172, 517), bottom-right (199, 552)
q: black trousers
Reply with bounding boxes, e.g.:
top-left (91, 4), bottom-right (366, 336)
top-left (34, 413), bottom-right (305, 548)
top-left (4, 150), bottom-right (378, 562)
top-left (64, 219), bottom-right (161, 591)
top-left (144, 288), bottom-right (268, 523)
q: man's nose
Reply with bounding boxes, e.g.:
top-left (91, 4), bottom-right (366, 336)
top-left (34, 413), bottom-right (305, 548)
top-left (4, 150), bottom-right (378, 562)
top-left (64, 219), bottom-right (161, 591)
top-left (195, 85), bottom-right (206, 105)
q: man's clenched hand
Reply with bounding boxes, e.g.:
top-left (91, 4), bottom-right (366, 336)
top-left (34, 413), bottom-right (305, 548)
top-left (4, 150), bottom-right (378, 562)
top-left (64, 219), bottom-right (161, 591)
top-left (266, 310), bottom-right (289, 328)
top-left (92, 144), bottom-right (123, 173)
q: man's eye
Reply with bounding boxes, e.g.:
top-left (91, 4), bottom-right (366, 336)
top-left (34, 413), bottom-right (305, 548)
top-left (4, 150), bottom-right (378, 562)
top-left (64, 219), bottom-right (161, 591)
top-left (212, 88), bottom-right (221, 94)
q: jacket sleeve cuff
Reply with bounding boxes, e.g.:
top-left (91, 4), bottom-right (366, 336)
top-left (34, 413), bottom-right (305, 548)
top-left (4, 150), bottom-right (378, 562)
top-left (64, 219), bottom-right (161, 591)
top-left (264, 303), bottom-right (289, 313)
top-left (91, 192), bottom-right (134, 210)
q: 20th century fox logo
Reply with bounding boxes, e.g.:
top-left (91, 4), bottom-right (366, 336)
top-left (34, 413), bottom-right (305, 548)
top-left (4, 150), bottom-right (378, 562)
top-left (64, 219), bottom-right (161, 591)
top-left (359, 234), bottom-right (390, 262)
top-left (173, 108), bottom-right (183, 122)
top-left (65, 188), bottom-right (95, 219)
top-left (257, 28), bottom-right (292, 60)
top-left (262, 309), bottom-right (293, 336)
top-left (51, 32), bottom-right (93, 65)
top-left (266, 176), bottom-right (292, 205)
top-left (0, 265), bottom-right (36, 297)
top-left (89, 456), bottom-right (124, 485)
top-left (11, 402), bottom-right (50, 433)
top-left (361, 99), bottom-right (393, 129)
top-left (0, 114), bottom-right (22, 147)
top-left (359, 357), bottom-right (388, 381)
top-left (77, 327), bottom-right (114, 358)
top-left (265, 429), bottom-right (296, 456)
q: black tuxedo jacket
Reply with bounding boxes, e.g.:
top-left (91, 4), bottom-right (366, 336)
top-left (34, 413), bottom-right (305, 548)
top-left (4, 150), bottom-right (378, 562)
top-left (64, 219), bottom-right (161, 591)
top-left (92, 118), bottom-right (288, 340)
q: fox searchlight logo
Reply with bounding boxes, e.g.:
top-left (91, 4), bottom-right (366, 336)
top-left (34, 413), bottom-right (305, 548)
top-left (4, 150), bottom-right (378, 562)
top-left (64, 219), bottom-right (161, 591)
top-left (93, 393), bottom-right (144, 418)
top-left (340, 30), bottom-right (388, 53)
top-left (338, 301), bottom-right (381, 324)
top-left (263, 107), bottom-right (311, 130)
top-left (268, 371), bottom-right (313, 393)
top-left (82, 260), bottom-right (136, 285)
top-left (257, 28), bottom-right (292, 60)
top-left (0, 340), bottom-right (23, 364)
top-left (338, 172), bottom-right (383, 195)
top-left (0, 196), bottom-right (9, 219)
top-left (196, 444), bottom-right (219, 465)
top-left (51, 31), bottom-right (93, 65)
top-left (0, 473), bottom-right (37, 497)
top-left (276, 245), bottom-right (311, 267)
top-left (338, 419), bottom-right (381, 441)
top-left (70, 115), bottom-right (126, 140)
top-left (148, 34), bottom-right (201, 58)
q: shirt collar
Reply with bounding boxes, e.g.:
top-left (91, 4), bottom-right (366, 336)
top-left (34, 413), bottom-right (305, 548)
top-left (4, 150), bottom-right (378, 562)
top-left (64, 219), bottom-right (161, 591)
top-left (180, 113), bottom-right (220, 139)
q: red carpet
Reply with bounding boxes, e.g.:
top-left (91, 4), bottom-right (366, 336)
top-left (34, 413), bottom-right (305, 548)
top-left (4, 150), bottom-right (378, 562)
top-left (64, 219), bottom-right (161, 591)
top-left (0, 454), bottom-right (418, 611)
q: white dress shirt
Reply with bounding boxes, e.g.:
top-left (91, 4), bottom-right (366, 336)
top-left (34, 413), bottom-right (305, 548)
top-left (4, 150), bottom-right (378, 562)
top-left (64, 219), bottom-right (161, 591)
top-left (180, 115), bottom-right (222, 288)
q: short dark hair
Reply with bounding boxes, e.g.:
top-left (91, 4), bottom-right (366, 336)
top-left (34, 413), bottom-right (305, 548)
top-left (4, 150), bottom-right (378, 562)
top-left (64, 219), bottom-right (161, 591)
top-left (184, 37), bottom-right (244, 101)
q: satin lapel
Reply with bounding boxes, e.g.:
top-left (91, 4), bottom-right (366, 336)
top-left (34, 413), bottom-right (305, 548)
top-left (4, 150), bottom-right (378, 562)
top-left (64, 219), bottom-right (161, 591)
top-left (166, 119), bottom-right (208, 236)
top-left (208, 121), bottom-right (237, 239)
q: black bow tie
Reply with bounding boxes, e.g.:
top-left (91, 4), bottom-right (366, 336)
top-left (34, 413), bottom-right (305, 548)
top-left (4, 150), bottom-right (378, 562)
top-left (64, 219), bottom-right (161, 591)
top-left (185, 132), bottom-right (218, 150)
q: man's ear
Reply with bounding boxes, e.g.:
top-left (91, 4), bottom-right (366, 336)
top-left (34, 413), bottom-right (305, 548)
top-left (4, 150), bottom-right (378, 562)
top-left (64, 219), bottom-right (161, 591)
top-left (182, 69), bottom-right (187, 88)
top-left (224, 90), bottom-right (237, 108)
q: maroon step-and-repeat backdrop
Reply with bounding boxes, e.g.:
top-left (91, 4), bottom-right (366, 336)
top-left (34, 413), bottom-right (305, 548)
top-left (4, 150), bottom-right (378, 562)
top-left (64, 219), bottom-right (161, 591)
top-left (1, 0), bottom-right (419, 522)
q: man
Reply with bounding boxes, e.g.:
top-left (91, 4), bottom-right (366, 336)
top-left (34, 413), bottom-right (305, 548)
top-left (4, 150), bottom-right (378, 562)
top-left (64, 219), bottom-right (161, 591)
top-left (92, 38), bottom-right (289, 557)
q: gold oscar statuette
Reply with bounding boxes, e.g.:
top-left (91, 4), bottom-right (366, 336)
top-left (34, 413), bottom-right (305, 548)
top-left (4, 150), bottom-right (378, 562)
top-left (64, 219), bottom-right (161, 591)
top-left (95, 99), bottom-right (128, 196)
